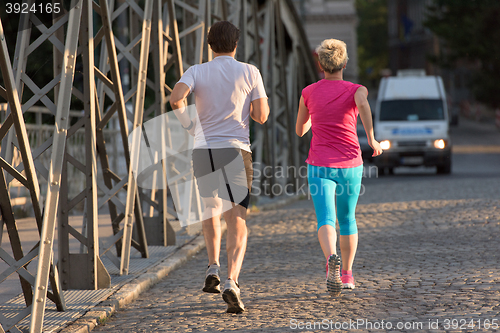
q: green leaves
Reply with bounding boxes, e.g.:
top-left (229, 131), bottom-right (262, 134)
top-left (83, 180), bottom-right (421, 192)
top-left (425, 0), bottom-right (500, 108)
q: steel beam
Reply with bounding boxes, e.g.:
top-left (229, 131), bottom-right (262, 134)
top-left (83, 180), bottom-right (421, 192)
top-left (120, 0), bottom-right (154, 275)
top-left (95, 0), bottom-right (152, 271)
top-left (29, 0), bottom-right (85, 328)
top-left (57, 0), bottom-right (112, 291)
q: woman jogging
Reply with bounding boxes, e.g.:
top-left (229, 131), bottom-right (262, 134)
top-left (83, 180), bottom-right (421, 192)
top-left (295, 39), bottom-right (382, 296)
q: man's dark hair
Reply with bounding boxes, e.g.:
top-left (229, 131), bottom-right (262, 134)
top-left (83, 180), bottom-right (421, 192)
top-left (207, 21), bottom-right (240, 53)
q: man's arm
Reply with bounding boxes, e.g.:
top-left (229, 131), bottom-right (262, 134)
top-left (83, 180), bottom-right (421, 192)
top-left (250, 97), bottom-right (269, 124)
top-left (170, 82), bottom-right (195, 134)
top-left (355, 86), bottom-right (382, 157)
top-left (295, 96), bottom-right (311, 137)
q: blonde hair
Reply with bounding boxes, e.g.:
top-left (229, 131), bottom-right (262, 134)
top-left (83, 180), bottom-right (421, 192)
top-left (315, 39), bottom-right (349, 74)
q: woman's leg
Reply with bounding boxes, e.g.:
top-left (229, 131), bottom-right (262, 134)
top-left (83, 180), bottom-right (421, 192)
top-left (318, 225), bottom-right (337, 260)
top-left (308, 165), bottom-right (337, 259)
top-left (336, 165), bottom-right (363, 271)
top-left (339, 234), bottom-right (358, 271)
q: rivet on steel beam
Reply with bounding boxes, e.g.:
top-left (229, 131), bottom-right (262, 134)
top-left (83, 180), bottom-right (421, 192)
top-left (38, 286), bottom-right (45, 290)
top-left (51, 181), bottom-right (59, 186)
top-left (37, 298), bottom-right (44, 302)
top-left (44, 239), bottom-right (51, 244)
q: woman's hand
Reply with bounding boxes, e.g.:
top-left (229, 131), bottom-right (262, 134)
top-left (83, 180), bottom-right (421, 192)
top-left (369, 139), bottom-right (383, 157)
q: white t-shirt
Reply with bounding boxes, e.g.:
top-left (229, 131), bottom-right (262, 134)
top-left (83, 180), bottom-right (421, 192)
top-left (177, 56), bottom-right (267, 152)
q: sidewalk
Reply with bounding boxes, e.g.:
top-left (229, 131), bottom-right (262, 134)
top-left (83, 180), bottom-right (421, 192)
top-left (0, 214), bottom-right (205, 333)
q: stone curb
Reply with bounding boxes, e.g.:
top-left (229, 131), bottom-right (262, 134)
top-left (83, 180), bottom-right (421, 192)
top-left (59, 195), bottom-right (300, 332)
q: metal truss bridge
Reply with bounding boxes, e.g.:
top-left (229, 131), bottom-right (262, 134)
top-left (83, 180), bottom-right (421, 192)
top-left (0, 0), bottom-right (317, 331)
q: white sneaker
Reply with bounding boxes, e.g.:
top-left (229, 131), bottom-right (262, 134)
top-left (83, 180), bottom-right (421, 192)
top-left (222, 279), bottom-right (245, 313)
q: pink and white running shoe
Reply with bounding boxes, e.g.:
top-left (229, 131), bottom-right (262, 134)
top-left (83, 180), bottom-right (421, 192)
top-left (341, 271), bottom-right (355, 289)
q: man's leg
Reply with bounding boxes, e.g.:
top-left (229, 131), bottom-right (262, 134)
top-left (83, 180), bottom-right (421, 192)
top-left (201, 197), bottom-right (223, 293)
top-left (201, 197), bottom-right (223, 266)
top-left (215, 148), bottom-right (250, 313)
top-left (221, 202), bottom-right (247, 313)
top-left (222, 203), bottom-right (247, 284)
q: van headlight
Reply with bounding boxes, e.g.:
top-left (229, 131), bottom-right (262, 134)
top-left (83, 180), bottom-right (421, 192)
top-left (380, 140), bottom-right (391, 150)
top-left (433, 139), bottom-right (446, 149)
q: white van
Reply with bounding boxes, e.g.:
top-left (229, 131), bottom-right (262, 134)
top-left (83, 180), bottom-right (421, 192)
top-left (374, 70), bottom-right (452, 174)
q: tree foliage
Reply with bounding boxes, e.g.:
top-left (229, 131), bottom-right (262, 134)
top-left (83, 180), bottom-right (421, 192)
top-left (425, 0), bottom-right (500, 108)
top-left (356, 0), bottom-right (389, 89)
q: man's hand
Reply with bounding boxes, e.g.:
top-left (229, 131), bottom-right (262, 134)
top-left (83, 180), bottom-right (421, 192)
top-left (185, 117), bottom-right (196, 136)
top-left (171, 82), bottom-right (194, 133)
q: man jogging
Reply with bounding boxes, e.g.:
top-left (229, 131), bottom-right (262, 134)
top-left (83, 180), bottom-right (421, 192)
top-left (170, 21), bottom-right (269, 313)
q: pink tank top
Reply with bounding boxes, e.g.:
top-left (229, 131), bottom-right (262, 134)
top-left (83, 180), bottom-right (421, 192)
top-left (302, 79), bottom-right (364, 168)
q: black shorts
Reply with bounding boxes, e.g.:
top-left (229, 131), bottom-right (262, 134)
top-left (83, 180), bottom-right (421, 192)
top-left (192, 148), bottom-right (253, 209)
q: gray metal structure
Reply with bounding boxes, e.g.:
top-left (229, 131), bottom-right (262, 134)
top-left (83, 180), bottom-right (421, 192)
top-left (0, 0), bottom-right (317, 331)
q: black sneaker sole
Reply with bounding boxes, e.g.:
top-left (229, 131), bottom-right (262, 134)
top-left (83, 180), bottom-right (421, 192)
top-left (222, 289), bottom-right (245, 313)
top-left (203, 274), bottom-right (221, 293)
top-left (327, 254), bottom-right (342, 297)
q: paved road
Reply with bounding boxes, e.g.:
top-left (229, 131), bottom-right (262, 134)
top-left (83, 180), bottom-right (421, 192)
top-left (94, 118), bottom-right (500, 332)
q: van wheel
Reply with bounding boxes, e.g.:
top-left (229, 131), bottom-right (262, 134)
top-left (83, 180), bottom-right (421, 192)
top-left (377, 167), bottom-right (394, 176)
top-left (437, 161), bottom-right (451, 174)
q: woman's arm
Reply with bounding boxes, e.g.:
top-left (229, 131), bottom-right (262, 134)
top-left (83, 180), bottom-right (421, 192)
top-left (355, 86), bottom-right (383, 157)
top-left (296, 96), bottom-right (311, 137)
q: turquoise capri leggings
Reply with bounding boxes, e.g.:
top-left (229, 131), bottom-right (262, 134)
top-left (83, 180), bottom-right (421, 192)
top-left (307, 164), bottom-right (363, 235)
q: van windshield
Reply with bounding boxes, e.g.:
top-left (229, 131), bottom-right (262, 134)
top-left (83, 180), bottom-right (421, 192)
top-left (379, 99), bottom-right (445, 121)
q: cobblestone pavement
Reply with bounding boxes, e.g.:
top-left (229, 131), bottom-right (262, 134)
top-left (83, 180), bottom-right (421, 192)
top-left (93, 117), bottom-right (500, 332)
top-left (94, 197), bottom-right (500, 332)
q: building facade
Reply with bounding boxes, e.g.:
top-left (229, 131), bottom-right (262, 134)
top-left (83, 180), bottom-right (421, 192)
top-left (387, 0), bottom-right (470, 120)
top-left (387, 0), bottom-right (438, 75)
top-left (294, 0), bottom-right (359, 82)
